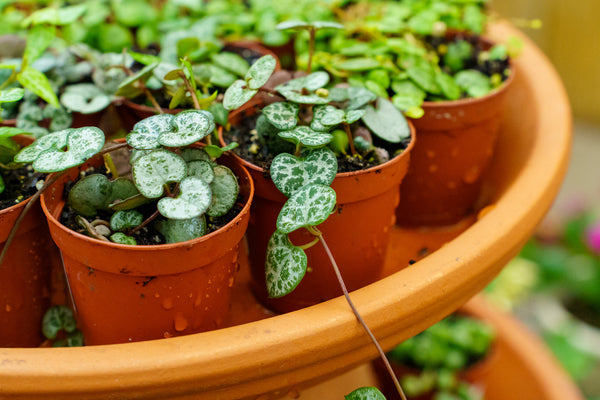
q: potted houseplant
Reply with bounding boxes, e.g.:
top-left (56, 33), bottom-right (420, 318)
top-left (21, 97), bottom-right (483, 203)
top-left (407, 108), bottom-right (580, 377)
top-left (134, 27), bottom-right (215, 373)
top-left (0, 94), bottom-right (61, 347)
top-left (310, 0), bottom-right (514, 226)
top-left (221, 21), bottom-right (415, 313)
top-left (375, 313), bottom-right (496, 400)
top-left (22, 107), bottom-right (254, 345)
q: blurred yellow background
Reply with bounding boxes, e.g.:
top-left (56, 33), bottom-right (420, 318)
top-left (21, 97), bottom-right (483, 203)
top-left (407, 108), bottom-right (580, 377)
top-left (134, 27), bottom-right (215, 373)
top-left (491, 0), bottom-right (600, 124)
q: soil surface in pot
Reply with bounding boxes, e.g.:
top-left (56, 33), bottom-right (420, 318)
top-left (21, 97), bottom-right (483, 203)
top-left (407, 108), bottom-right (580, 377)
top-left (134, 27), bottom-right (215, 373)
top-left (0, 165), bottom-right (45, 210)
top-left (58, 163), bottom-right (244, 246)
top-left (224, 112), bottom-right (411, 173)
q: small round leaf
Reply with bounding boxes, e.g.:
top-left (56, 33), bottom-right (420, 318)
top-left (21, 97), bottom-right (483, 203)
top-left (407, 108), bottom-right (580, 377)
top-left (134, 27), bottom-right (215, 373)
top-left (157, 176), bottom-right (212, 219)
top-left (265, 230), bottom-right (308, 298)
top-left (127, 113), bottom-right (174, 150)
top-left (246, 55), bottom-right (277, 90)
top-left (159, 110), bottom-right (215, 147)
top-left (154, 216), bottom-right (207, 243)
top-left (271, 148), bottom-right (338, 197)
top-left (223, 79), bottom-right (258, 111)
top-left (278, 126), bottom-right (333, 148)
top-left (132, 150), bottom-right (186, 198)
top-left (262, 102), bottom-right (299, 130)
top-left (206, 165), bottom-right (239, 217)
top-left (187, 160), bottom-right (215, 184)
top-left (110, 232), bottom-right (137, 245)
top-left (110, 210), bottom-right (144, 232)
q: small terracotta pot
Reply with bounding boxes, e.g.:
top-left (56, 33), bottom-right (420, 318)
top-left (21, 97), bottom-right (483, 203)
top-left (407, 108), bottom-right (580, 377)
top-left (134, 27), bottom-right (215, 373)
top-left (40, 150), bottom-right (254, 345)
top-left (397, 39), bottom-right (515, 227)
top-left (221, 110), bottom-right (415, 313)
top-left (0, 136), bottom-right (59, 347)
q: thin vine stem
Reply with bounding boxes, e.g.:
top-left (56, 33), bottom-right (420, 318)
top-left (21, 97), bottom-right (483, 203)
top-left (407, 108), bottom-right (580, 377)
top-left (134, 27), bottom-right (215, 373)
top-left (318, 233), bottom-right (407, 400)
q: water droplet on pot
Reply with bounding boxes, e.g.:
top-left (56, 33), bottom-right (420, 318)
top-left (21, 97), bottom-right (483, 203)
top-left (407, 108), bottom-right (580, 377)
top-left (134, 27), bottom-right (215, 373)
top-left (194, 293), bottom-right (203, 308)
top-left (426, 150), bottom-right (436, 158)
top-left (451, 147), bottom-right (460, 157)
top-left (428, 164), bottom-right (438, 173)
top-left (154, 293), bottom-right (160, 298)
top-left (228, 276), bottom-right (235, 288)
top-left (163, 331), bottom-right (173, 338)
top-left (162, 298), bottom-right (174, 310)
top-left (463, 167), bottom-right (481, 183)
top-left (447, 181), bottom-right (457, 189)
top-left (5, 304), bottom-right (11, 312)
top-left (174, 313), bottom-right (188, 332)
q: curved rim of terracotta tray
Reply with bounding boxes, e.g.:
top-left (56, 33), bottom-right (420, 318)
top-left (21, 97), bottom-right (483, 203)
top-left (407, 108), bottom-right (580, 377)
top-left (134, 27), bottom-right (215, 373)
top-left (0, 21), bottom-right (572, 400)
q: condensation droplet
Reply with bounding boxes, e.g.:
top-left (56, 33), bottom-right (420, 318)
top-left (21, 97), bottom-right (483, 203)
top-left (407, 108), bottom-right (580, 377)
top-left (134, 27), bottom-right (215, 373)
top-left (163, 331), bottom-right (173, 338)
top-left (154, 293), bottom-right (160, 298)
top-left (162, 298), bottom-right (174, 310)
top-left (426, 150), bottom-right (436, 158)
top-left (428, 164), bottom-right (438, 173)
top-left (463, 166), bottom-right (481, 184)
top-left (447, 181), bottom-right (457, 189)
top-left (228, 276), bottom-right (235, 288)
top-left (174, 313), bottom-right (188, 332)
top-left (5, 305), bottom-right (11, 312)
top-left (287, 388), bottom-right (300, 399)
top-left (194, 293), bottom-right (203, 308)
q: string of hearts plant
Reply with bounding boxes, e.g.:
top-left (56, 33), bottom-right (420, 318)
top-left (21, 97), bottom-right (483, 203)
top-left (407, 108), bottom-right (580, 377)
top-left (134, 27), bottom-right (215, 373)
top-left (223, 20), bottom-right (411, 400)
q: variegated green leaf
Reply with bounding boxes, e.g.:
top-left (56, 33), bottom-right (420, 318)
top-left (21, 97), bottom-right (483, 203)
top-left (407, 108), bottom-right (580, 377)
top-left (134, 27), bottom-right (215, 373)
top-left (276, 85), bottom-right (330, 104)
top-left (110, 210), bottom-right (144, 232)
top-left (223, 79), bottom-right (257, 111)
top-left (302, 72), bottom-right (330, 91)
top-left (180, 147), bottom-right (213, 164)
top-left (347, 87), bottom-right (378, 110)
top-left (262, 102), bottom-right (299, 130)
top-left (26, 127), bottom-right (104, 172)
top-left (245, 55), bottom-right (277, 90)
top-left (361, 98), bottom-right (410, 143)
top-left (157, 176), bottom-right (212, 219)
top-left (319, 108), bottom-right (345, 126)
top-left (265, 230), bottom-right (307, 298)
top-left (211, 52), bottom-right (249, 77)
top-left (159, 110), bottom-right (214, 147)
top-left (0, 88), bottom-right (24, 103)
top-left (154, 215), bottom-right (207, 243)
top-left (311, 105), bottom-right (338, 132)
top-left (345, 109), bottom-right (364, 124)
top-left (207, 165), bottom-right (239, 217)
top-left (278, 126), bottom-right (332, 148)
top-left (68, 175), bottom-right (139, 217)
top-left (110, 233), bottom-right (137, 245)
top-left (14, 130), bottom-right (69, 163)
top-left (270, 148), bottom-right (337, 197)
top-left (276, 184), bottom-right (336, 233)
top-left (17, 67), bottom-right (59, 107)
top-left (187, 160), bottom-right (214, 184)
top-left (127, 113), bottom-right (174, 150)
top-left (132, 150), bottom-right (186, 198)
top-left (345, 387), bottom-right (386, 400)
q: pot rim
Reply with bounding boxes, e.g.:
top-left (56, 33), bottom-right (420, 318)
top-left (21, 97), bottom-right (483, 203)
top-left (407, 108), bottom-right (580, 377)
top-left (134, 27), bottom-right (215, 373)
top-left (40, 150), bottom-right (255, 252)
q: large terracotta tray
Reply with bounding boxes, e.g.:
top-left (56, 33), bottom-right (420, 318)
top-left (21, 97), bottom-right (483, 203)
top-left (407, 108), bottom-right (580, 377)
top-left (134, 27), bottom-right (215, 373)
top-left (0, 22), bottom-right (572, 399)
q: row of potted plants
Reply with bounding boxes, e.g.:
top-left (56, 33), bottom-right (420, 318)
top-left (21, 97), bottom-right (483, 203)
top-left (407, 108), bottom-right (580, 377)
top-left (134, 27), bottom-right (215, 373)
top-left (0, 1), bottom-right (515, 398)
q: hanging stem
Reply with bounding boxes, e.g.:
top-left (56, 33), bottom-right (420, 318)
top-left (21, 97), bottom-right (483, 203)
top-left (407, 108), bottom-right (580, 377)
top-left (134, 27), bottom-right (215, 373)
top-left (316, 230), bottom-right (407, 400)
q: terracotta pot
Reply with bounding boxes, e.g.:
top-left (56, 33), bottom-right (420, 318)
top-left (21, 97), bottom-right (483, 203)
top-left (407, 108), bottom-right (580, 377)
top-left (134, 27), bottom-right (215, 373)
top-left (222, 110), bottom-right (416, 313)
top-left (0, 135), bottom-right (59, 347)
top-left (397, 37), bottom-right (515, 227)
top-left (40, 151), bottom-right (254, 345)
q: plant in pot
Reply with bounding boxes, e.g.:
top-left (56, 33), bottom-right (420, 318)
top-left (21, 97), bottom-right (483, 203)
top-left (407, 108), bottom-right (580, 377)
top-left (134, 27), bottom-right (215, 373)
top-left (375, 313), bottom-right (496, 400)
top-left (9, 69), bottom-right (254, 345)
top-left (0, 94), bottom-right (65, 347)
top-left (310, 0), bottom-right (514, 227)
top-left (221, 20), bottom-right (415, 313)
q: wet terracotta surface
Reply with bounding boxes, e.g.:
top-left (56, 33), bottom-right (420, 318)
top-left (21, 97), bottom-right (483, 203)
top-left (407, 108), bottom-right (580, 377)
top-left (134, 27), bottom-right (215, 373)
top-left (0, 22), bottom-right (573, 399)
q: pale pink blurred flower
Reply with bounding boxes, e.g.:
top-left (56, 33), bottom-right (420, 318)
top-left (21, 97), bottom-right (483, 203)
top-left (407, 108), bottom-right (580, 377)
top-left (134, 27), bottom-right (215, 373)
top-left (585, 222), bottom-right (600, 254)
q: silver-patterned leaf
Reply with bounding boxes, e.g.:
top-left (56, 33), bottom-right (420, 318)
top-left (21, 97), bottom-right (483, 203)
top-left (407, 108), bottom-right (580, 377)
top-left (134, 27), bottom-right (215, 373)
top-left (246, 55), bottom-right (277, 90)
top-left (127, 114), bottom-right (174, 150)
top-left (14, 129), bottom-right (69, 163)
top-left (347, 86), bottom-right (378, 110)
top-left (262, 102), bottom-right (299, 130)
top-left (187, 160), bottom-right (214, 184)
top-left (132, 150), bottom-right (186, 198)
top-left (157, 176), bottom-right (212, 219)
top-left (276, 184), bottom-right (336, 233)
top-left (270, 148), bottom-right (337, 197)
top-left (276, 85), bottom-right (330, 104)
top-left (68, 175), bottom-right (138, 217)
top-left (110, 210), bottom-right (144, 232)
top-left (159, 110), bottom-right (215, 147)
top-left (345, 109), bottom-right (365, 124)
top-left (303, 71), bottom-right (330, 91)
top-left (180, 147), bottom-right (214, 164)
top-left (278, 126), bottom-right (333, 148)
top-left (319, 108), bottom-right (345, 126)
top-left (223, 79), bottom-right (258, 110)
top-left (30, 127), bottom-right (105, 172)
top-left (276, 20), bottom-right (310, 30)
top-left (110, 233), bottom-right (137, 245)
top-left (206, 165), bottom-right (239, 217)
top-left (265, 229), bottom-right (307, 298)
top-left (311, 105), bottom-right (338, 132)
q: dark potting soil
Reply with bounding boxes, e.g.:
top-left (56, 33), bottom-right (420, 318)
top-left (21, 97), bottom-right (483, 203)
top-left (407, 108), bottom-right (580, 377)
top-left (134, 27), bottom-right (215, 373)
top-left (59, 164), bottom-right (245, 246)
top-left (564, 296), bottom-right (600, 329)
top-left (0, 165), bottom-right (46, 210)
top-left (223, 110), bottom-right (411, 174)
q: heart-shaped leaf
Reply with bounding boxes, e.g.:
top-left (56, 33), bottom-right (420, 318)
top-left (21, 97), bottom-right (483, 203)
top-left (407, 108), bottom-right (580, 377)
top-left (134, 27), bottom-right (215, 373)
top-left (347, 87), bottom-right (378, 110)
top-left (21, 127), bottom-right (104, 173)
top-left (132, 150), bottom-right (186, 198)
top-left (180, 147), bottom-right (214, 164)
top-left (455, 69), bottom-right (492, 98)
top-left (436, 72), bottom-right (461, 100)
top-left (311, 105), bottom-right (338, 132)
top-left (187, 160), bottom-right (214, 184)
top-left (361, 98), bottom-right (410, 143)
top-left (223, 79), bottom-right (258, 111)
top-left (0, 88), bottom-right (24, 103)
top-left (154, 215), bottom-right (207, 244)
top-left (68, 175), bottom-right (139, 217)
top-left (262, 102), bottom-right (299, 130)
top-left (319, 108), bottom-right (345, 126)
top-left (345, 109), bottom-right (365, 124)
top-left (211, 52), bottom-right (249, 77)
top-left (277, 184), bottom-right (336, 233)
top-left (245, 55), bottom-right (276, 90)
top-left (158, 110), bottom-right (215, 147)
top-left (14, 130), bottom-right (69, 163)
top-left (157, 176), bottom-right (212, 219)
top-left (277, 85), bottom-right (330, 104)
top-left (127, 114), bottom-right (174, 150)
top-left (271, 148), bottom-right (337, 197)
top-left (110, 233), bottom-right (137, 245)
top-left (207, 165), bottom-right (239, 217)
top-left (110, 210), bottom-right (144, 232)
top-left (345, 387), bottom-right (386, 400)
top-left (278, 126), bottom-right (333, 149)
top-left (303, 72), bottom-right (330, 91)
top-left (60, 83), bottom-right (112, 114)
top-left (265, 229), bottom-right (307, 298)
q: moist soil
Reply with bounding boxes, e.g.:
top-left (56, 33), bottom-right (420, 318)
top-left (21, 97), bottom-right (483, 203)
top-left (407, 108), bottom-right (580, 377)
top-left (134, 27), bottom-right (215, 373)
top-left (59, 164), bottom-right (244, 246)
top-left (0, 165), bottom-right (45, 210)
top-left (223, 110), bottom-right (411, 174)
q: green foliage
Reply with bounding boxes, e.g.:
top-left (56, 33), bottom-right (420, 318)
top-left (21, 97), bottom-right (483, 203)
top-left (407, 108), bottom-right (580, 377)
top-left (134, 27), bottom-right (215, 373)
top-left (42, 305), bottom-right (84, 347)
top-left (345, 387), bottom-right (386, 400)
